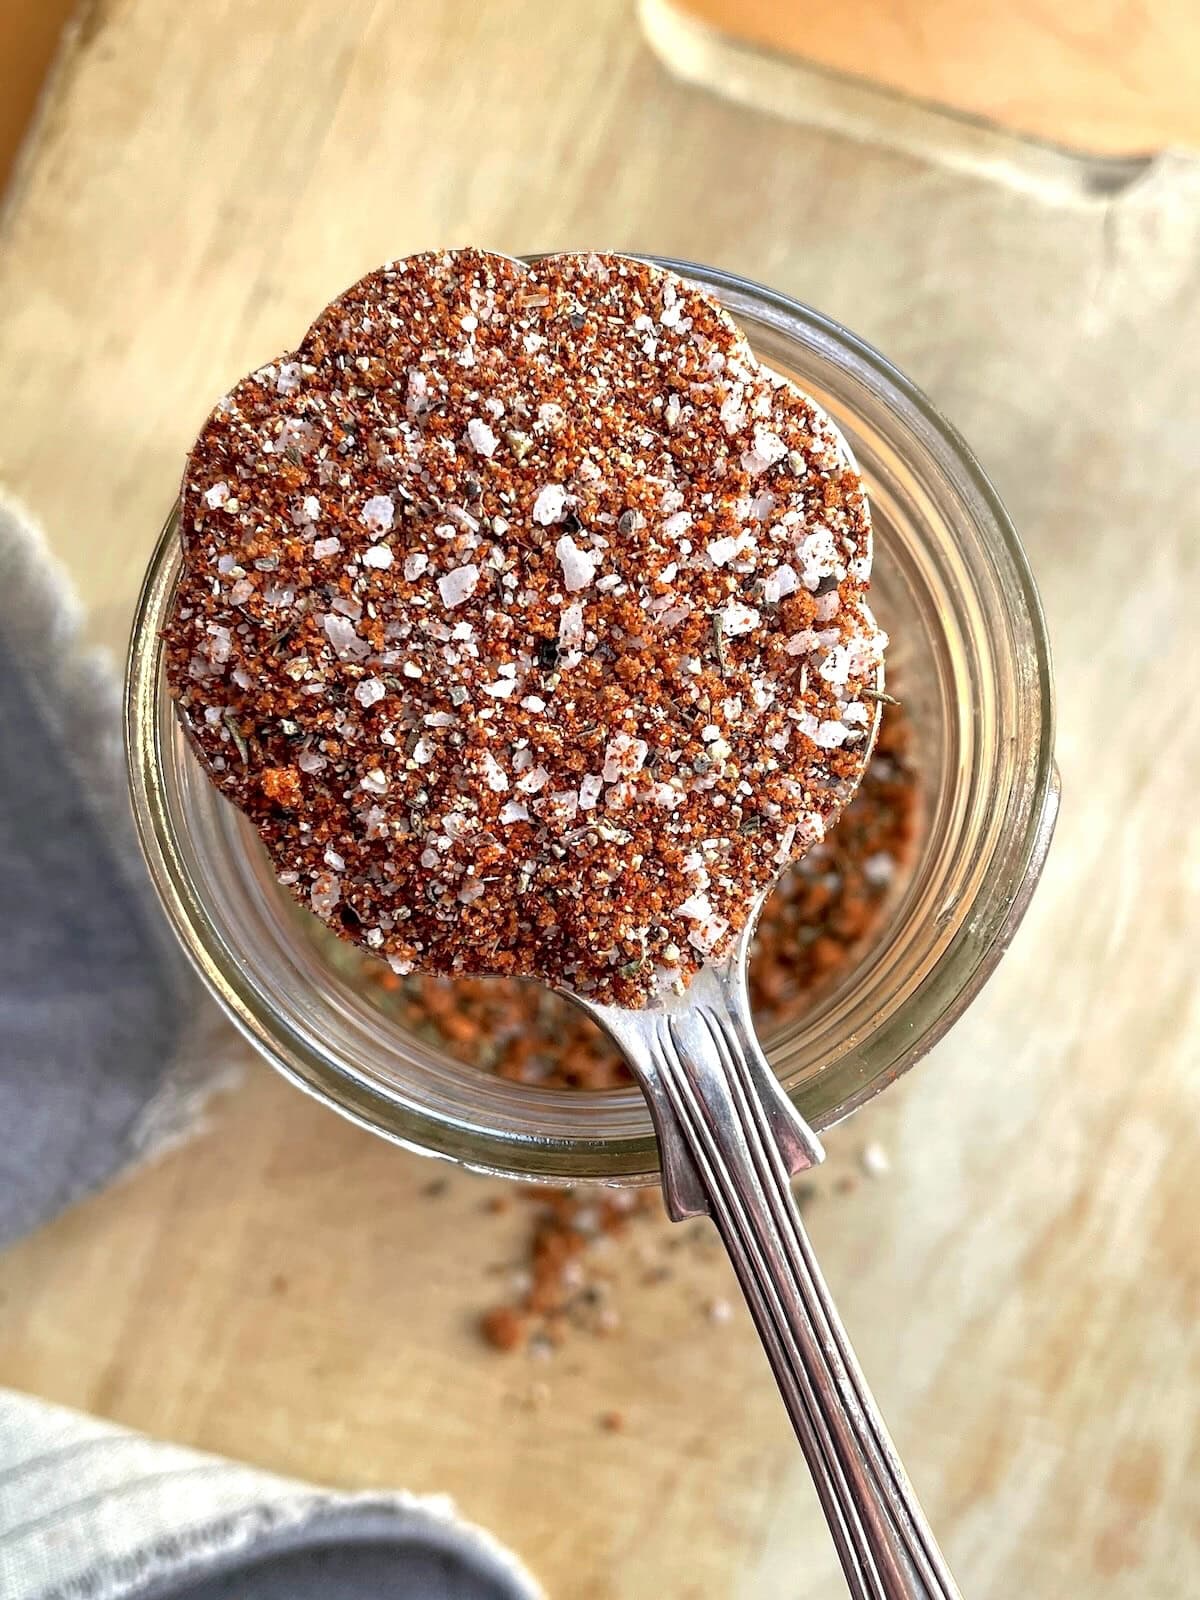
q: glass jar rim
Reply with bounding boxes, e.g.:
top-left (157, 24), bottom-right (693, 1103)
top-left (125, 259), bottom-right (1058, 1182)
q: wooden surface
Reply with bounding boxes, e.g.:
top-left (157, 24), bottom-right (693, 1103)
top-left (1, 2), bottom-right (1199, 1595)
top-left (0, 0), bottom-right (77, 198)
top-left (670, 0), bottom-right (1200, 155)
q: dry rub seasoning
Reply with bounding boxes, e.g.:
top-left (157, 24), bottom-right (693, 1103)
top-left (347, 700), bottom-right (919, 1089)
top-left (165, 249), bottom-right (885, 1005)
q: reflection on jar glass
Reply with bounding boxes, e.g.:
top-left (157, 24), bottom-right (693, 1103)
top-left (126, 257), bottom-right (1057, 1187)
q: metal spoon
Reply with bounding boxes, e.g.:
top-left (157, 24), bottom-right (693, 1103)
top-left (571, 887), bottom-right (962, 1600)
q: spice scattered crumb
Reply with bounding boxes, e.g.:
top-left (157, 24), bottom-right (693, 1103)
top-left (481, 1305), bottom-right (528, 1352)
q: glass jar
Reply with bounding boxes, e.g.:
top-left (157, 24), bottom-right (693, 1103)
top-left (125, 257), bottom-right (1058, 1186)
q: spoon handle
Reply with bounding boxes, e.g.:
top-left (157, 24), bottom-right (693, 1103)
top-left (602, 970), bottom-right (962, 1600)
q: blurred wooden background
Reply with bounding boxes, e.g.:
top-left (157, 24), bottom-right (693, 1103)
top-left (672, 0), bottom-right (1200, 153)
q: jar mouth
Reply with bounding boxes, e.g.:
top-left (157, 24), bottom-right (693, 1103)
top-left (125, 261), bottom-right (1057, 1184)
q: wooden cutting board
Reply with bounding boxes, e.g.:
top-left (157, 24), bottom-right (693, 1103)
top-left (0, 2), bottom-right (1196, 1595)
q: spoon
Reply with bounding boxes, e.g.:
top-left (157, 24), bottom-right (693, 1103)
top-left (572, 887), bottom-right (962, 1600)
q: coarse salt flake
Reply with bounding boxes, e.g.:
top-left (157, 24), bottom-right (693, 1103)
top-left (555, 535), bottom-right (597, 592)
top-left (481, 752), bottom-right (509, 792)
top-left (438, 563), bottom-right (480, 608)
top-left (578, 774), bottom-right (604, 810)
top-left (760, 564), bottom-right (798, 603)
top-left (559, 603), bottom-right (585, 649)
top-left (311, 873), bottom-right (340, 917)
top-left (467, 418), bottom-right (499, 456)
top-left (354, 677), bottom-right (386, 707)
top-left (516, 765), bottom-right (549, 795)
top-left (533, 484), bottom-right (568, 525)
top-left (360, 495), bottom-right (395, 534)
top-left (602, 733), bottom-right (648, 783)
top-left (719, 601), bottom-right (760, 637)
top-left (362, 544), bottom-right (394, 569)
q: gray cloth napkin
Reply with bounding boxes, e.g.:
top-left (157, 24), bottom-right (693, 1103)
top-left (0, 1388), bottom-right (541, 1600)
top-left (0, 489), bottom-right (241, 1251)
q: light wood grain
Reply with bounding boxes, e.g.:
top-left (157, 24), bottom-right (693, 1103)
top-left (0, 1), bottom-right (1198, 1595)
top-left (670, 0), bottom-right (1200, 155)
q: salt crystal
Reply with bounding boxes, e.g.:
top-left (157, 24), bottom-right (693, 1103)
top-left (424, 711), bottom-right (455, 727)
top-left (559, 602), bottom-right (585, 650)
top-left (741, 426), bottom-right (787, 476)
top-left (533, 483), bottom-right (568, 525)
top-left (363, 806), bottom-right (389, 840)
top-left (438, 564), bottom-right (480, 608)
top-left (520, 695), bottom-right (547, 712)
top-left (517, 765), bottom-right (550, 795)
top-left (323, 613), bottom-right (368, 659)
top-left (688, 915), bottom-right (729, 954)
top-left (675, 892), bottom-right (713, 922)
top-left (324, 847), bottom-right (346, 873)
top-left (602, 733), bottom-right (648, 783)
top-left (297, 748), bottom-right (326, 774)
top-left (814, 720), bottom-right (850, 749)
top-left (362, 544), bottom-right (393, 570)
top-left (760, 564), bottom-right (798, 603)
top-left (555, 535), bottom-right (597, 591)
top-left (819, 645), bottom-right (854, 688)
top-left (360, 768), bottom-right (389, 795)
top-left (481, 752), bottom-right (509, 792)
top-left (354, 677), bottom-right (386, 707)
top-left (458, 879), bottom-right (486, 904)
top-left (578, 774), bottom-right (604, 810)
top-left (311, 873), bottom-right (340, 918)
top-left (204, 481), bottom-right (230, 509)
top-left (467, 418), bottom-right (498, 456)
top-left (360, 495), bottom-right (395, 535)
top-left (313, 536), bottom-right (341, 559)
top-left (797, 527), bottom-right (842, 589)
top-left (785, 630), bottom-right (821, 656)
top-left (275, 362), bottom-right (302, 395)
top-left (500, 800), bottom-right (531, 825)
top-left (661, 511), bottom-right (692, 540)
top-left (719, 601), bottom-right (760, 637)
top-left (404, 552), bottom-right (429, 581)
top-left (706, 536), bottom-right (740, 568)
top-left (412, 737), bottom-right (434, 765)
top-left (543, 790), bottom-right (579, 824)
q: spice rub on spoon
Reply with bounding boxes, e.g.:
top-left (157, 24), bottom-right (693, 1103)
top-left (165, 250), bottom-right (960, 1600)
top-left (165, 248), bottom-right (885, 1008)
